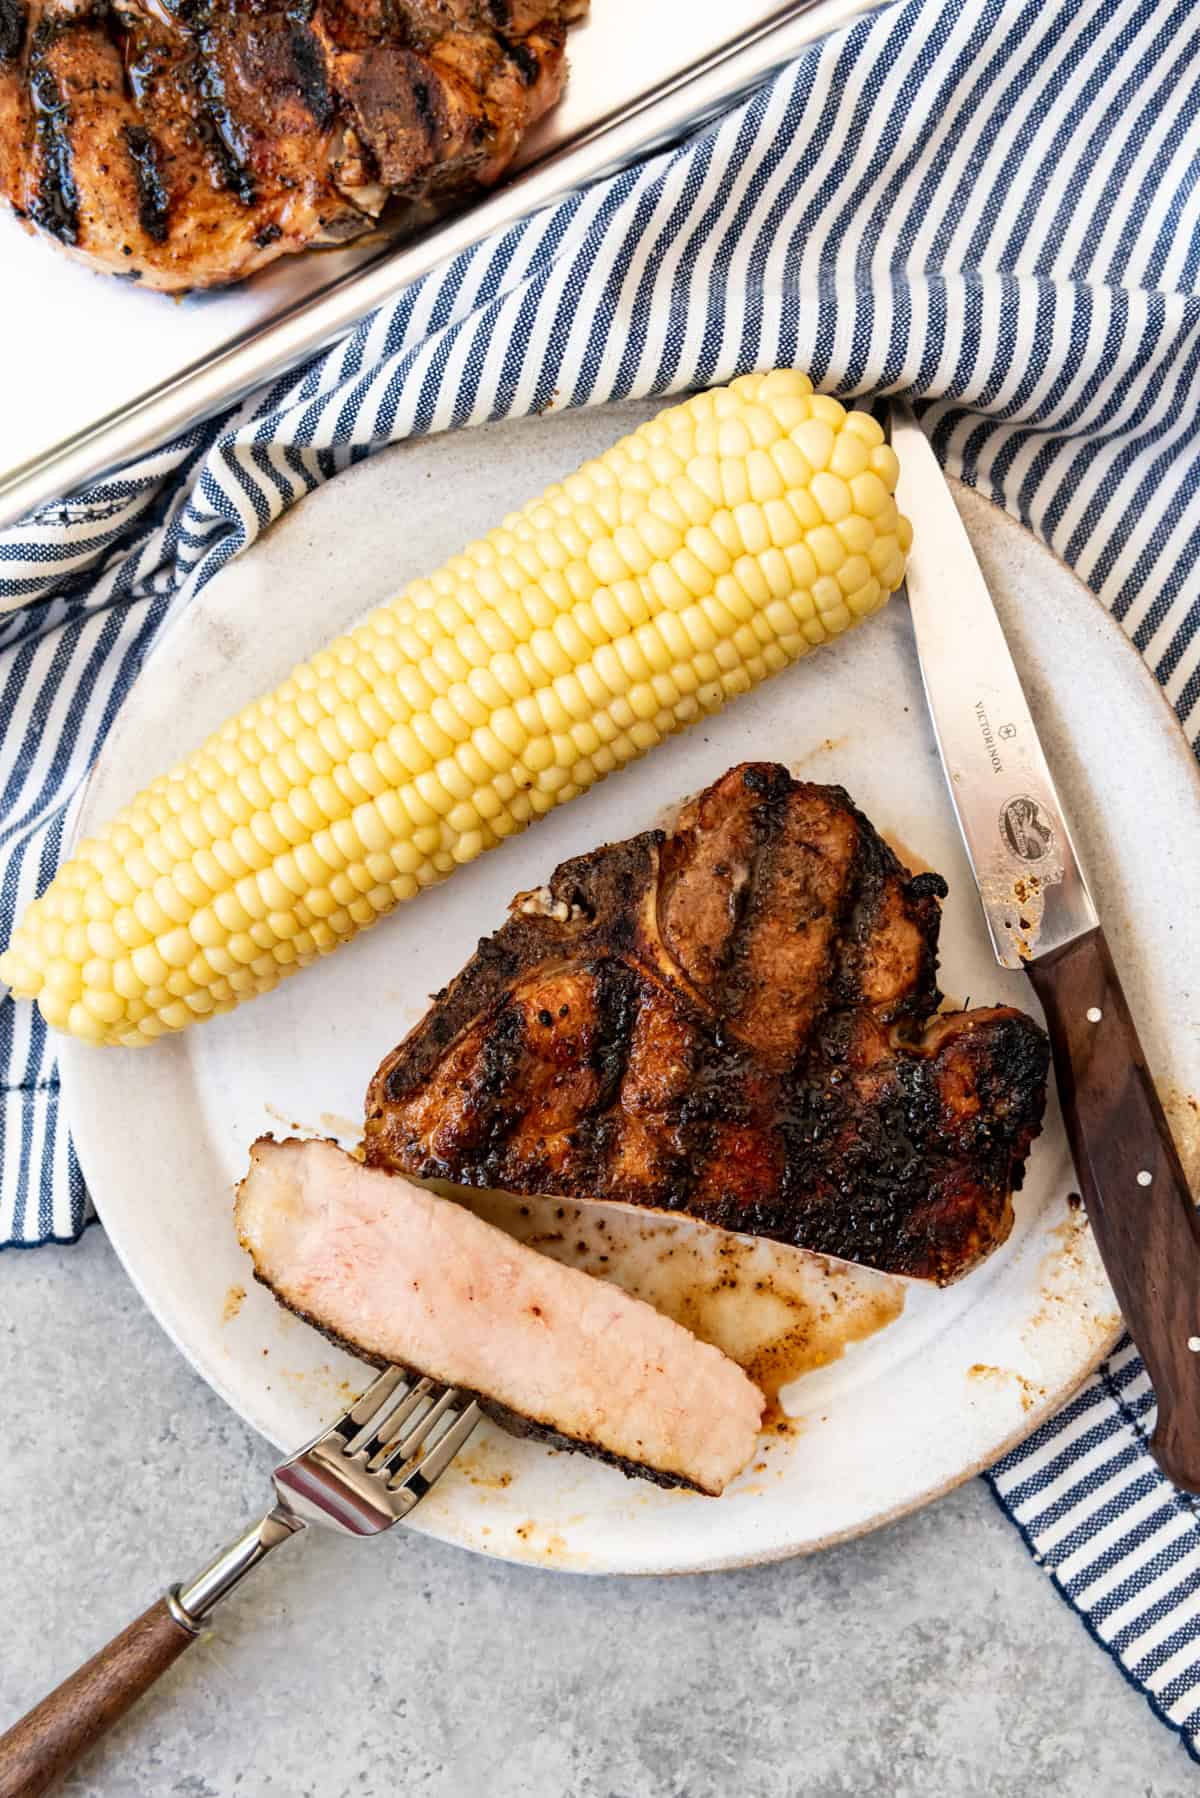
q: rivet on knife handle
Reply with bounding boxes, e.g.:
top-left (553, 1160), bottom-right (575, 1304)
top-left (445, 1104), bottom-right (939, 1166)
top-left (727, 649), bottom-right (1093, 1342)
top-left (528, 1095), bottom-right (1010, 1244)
top-left (1028, 930), bottom-right (1200, 1494)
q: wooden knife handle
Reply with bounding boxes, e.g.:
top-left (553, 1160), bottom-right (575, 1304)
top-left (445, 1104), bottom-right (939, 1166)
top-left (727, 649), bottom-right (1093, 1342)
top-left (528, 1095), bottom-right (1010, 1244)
top-left (0, 1597), bottom-right (196, 1798)
top-left (1029, 928), bottom-right (1200, 1491)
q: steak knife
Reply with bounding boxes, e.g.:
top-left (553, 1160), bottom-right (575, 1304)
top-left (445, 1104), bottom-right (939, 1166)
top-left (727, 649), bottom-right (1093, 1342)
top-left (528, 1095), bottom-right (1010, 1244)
top-left (891, 400), bottom-right (1200, 1492)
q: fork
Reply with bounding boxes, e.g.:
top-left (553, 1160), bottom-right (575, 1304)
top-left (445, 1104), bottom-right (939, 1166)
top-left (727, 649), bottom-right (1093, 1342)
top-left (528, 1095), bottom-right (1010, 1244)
top-left (0, 1368), bottom-right (480, 1798)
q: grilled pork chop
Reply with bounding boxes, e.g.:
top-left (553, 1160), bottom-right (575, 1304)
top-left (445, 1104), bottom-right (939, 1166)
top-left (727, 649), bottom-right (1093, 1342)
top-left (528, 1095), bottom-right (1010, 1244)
top-left (365, 763), bottom-right (1050, 1283)
top-left (0, 0), bottom-right (585, 290)
top-left (237, 1136), bottom-right (765, 1494)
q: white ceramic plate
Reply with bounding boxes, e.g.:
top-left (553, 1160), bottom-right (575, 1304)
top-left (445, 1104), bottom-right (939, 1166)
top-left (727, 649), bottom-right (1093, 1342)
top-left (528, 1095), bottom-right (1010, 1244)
top-left (61, 404), bottom-right (1200, 1575)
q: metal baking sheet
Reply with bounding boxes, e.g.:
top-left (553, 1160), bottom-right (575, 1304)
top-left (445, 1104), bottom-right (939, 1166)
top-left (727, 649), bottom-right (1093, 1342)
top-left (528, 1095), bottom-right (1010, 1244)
top-left (0, 0), bottom-right (882, 529)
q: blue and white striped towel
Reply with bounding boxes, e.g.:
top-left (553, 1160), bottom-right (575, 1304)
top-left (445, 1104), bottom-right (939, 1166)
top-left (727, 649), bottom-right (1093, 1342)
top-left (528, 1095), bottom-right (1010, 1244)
top-left (2, 0), bottom-right (1199, 1754)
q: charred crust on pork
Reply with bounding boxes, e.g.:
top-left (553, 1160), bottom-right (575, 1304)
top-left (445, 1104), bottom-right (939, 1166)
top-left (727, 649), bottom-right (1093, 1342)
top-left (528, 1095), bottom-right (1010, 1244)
top-left (365, 764), bottom-right (1050, 1285)
top-left (26, 16), bottom-right (81, 243)
top-left (286, 21), bottom-right (334, 129)
top-left (0, 0), bottom-right (26, 63)
top-left (2, 0), bottom-right (586, 288)
top-left (123, 123), bottom-right (168, 240)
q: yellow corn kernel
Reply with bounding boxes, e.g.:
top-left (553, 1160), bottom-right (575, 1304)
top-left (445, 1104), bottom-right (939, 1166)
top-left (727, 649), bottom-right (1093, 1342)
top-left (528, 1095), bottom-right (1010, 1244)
top-left (0, 372), bottom-right (910, 1045)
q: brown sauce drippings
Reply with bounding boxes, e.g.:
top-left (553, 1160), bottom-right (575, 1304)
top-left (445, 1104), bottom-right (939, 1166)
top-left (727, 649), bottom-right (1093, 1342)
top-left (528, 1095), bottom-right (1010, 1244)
top-left (440, 1187), bottom-right (906, 1415)
top-left (879, 830), bottom-right (936, 879)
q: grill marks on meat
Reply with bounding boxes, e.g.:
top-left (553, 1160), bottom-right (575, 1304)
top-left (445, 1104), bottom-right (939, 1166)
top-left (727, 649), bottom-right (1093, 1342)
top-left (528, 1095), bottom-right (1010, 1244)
top-left (124, 123), bottom-right (168, 240)
top-left (1, 0), bottom-right (585, 289)
top-left (365, 764), bottom-right (1050, 1284)
top-left (26, 11), bottom-right (93, 245)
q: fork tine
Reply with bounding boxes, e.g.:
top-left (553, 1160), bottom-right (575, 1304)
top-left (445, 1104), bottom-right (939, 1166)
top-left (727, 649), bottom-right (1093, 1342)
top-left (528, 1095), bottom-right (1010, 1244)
top-left (337, 1367), bottom-right (408, 1440)
top-left (347, 1376), bottom-right (434, 1462)
top-left (389, 1400), bottom-right (482, 1497)
top-left (276, 1374), bottom-right (480, 1535)
top-left (377, 1385), bottom-right (461, 1473)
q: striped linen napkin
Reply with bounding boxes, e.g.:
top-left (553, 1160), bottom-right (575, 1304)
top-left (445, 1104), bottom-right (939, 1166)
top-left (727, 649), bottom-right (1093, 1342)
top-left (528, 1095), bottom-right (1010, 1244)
top-left (2, 0), bottom-right (1199, 1752)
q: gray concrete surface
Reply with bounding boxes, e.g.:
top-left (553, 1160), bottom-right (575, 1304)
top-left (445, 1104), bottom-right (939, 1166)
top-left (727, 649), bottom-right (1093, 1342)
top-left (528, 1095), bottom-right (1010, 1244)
top-left (1, 1229), bottom-right (1193, 1797)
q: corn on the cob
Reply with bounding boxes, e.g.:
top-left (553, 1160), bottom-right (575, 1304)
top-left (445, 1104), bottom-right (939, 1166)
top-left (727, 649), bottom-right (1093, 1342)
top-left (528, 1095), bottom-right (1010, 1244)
top-left (0, 371), bottom-right (911, 1047)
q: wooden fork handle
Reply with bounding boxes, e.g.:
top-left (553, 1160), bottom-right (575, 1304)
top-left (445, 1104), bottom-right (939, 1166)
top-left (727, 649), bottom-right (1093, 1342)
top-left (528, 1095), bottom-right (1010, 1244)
top-left (1029, 928), bottom-right (1200, 1491)
top-left (0, 1596), bottom-right (197, 1798)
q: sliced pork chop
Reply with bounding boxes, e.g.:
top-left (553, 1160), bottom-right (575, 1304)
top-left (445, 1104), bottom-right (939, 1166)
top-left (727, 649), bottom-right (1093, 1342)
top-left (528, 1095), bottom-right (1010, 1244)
top-left (365, 763), bottom-right (1050, 1284)
top-left (236, 1135), bottom-right (765, 1496)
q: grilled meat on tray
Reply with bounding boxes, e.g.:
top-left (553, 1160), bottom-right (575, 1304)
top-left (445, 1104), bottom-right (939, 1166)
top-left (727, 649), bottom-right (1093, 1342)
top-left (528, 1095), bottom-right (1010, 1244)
top-left (365, 763), bottom-right (1050, 1284)
top-left (0, 0), bottom-right (586, 290)
top-left (237, 1135), bottom-right (765, 1495)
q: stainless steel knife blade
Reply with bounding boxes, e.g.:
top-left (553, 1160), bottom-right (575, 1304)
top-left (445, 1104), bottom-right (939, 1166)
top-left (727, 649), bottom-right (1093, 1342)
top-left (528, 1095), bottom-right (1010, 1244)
top-left (890, 400), bottom-right (1099, 970)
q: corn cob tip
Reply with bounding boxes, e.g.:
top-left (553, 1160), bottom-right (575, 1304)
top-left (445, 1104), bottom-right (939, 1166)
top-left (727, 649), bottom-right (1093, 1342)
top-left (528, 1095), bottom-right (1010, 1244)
top-left (2, 370), bottom-right (911, 1046)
